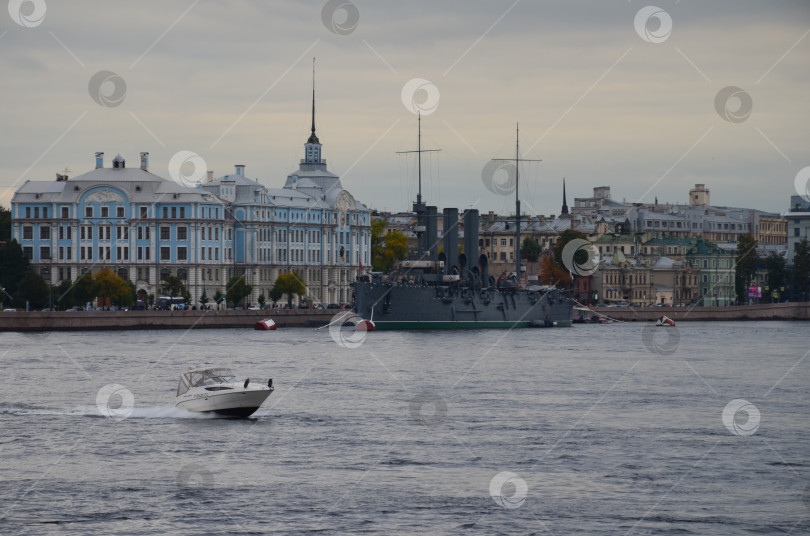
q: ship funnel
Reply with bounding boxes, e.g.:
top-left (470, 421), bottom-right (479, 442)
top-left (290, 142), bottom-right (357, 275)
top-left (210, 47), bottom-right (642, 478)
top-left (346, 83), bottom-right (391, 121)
top-left (442, 208), bottom-right (459, 274)
top-left (462, 209), bottom-right (480, 280)
top-left (426, 206), bottom-right (438, 264)
top-left (479, 254), bottom-right (489, 287)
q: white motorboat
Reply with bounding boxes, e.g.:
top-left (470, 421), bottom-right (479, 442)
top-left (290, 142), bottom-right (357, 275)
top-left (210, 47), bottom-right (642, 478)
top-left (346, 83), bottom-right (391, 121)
top-left (175, 367), bottom-right (274, 418)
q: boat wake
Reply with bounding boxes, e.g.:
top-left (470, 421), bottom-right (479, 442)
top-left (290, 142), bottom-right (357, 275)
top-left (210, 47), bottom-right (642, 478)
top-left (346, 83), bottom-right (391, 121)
top-left (0, 402), bottom-right (217, 419)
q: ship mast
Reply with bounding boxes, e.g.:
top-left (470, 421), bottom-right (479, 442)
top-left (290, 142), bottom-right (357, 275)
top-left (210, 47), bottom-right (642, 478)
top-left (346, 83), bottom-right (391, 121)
top-left (397, 112), bottom-right (440, 254)
top-left (491, 123), bottom-right (541, 284)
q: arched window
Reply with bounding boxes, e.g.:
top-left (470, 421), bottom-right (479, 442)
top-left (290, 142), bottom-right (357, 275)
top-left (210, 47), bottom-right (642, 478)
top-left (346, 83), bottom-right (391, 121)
top-left (160, 268), bottom-right (171, 281)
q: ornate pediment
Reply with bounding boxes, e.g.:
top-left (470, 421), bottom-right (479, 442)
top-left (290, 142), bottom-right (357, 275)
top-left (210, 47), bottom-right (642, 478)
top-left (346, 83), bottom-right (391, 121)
top-left (85, 189), bottom-right (124, 203)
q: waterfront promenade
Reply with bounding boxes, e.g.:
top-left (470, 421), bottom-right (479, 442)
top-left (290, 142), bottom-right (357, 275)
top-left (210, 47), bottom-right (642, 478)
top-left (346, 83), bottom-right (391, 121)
top-left (1, 303), bottom-right (809, 331)
top-left (0, 308), bottom-right (338, 332)
top-left (588, 302), bottom-right (810, 322)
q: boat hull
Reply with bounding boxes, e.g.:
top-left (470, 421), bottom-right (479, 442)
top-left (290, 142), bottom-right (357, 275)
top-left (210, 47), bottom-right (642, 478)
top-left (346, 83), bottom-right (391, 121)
top-left (176, 389), bottom-right (272, 417)
top-left (353, 282), bottom-right (574, 330)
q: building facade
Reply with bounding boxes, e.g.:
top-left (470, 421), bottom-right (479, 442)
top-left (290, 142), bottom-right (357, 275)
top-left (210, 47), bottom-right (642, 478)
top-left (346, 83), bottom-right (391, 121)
top-left (11, 112), bottom-right (370, 306)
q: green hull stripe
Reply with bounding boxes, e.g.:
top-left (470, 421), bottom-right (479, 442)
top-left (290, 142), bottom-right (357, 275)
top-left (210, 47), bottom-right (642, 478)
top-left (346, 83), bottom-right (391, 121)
top-left (369, 320), bottom-right (571, 330)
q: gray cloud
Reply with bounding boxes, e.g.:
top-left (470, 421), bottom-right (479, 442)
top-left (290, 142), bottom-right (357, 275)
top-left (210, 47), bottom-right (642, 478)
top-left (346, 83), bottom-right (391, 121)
top-left (1, 0), bottom-right (808, 215)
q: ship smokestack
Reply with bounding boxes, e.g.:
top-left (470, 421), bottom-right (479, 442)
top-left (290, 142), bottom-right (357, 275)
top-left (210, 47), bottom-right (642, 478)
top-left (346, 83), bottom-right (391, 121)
top-left (443, 207), bottom-right (459, 274)
top-left (426, 206), bottom-right (438, 264)
top-left (463, 209), bottom-right (480, 282)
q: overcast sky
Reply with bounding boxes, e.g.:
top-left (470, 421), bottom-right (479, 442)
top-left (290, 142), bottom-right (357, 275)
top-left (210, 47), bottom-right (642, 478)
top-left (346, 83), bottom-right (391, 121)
top-left (2, 0), bottom-right (809, 217)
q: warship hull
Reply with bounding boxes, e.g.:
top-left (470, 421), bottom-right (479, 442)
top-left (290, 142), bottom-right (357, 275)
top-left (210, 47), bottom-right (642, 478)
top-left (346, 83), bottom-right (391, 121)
top-left (353, 282), bottom-right (574, 330)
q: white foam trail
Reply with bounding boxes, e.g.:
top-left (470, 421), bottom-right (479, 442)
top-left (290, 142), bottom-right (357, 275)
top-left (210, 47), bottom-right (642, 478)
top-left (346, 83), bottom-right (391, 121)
top-left (0, 403), bottom-right (217, 419)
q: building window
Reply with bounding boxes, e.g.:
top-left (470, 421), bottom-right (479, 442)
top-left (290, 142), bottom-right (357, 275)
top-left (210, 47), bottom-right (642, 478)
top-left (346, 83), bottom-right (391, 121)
top-left (116, 206), bottom-right (124, 218)
top-left (101, 206), bottom-right (109, 218)
top-left (179, 207), bottom-right (185, 218)
top-left (66, 246), bottom-right (72, 260)
top-left (61, 207), bottom-right (69, 218)
top-left (160, 247), bottom-right (170, 260)
top-left (138, 247), bottom-right (143, 260)
top-left (177, 246), bottom-right (187, 261)
top-left (25, 207), bottom-right (31, 218)
top-left (85, 207), bottom-right (93, 218)
top-left (40, 246), bottom-right (51, 260)
top-left (34, 207), bottom-right (39, 219)
top-left (23, 246), bottom-right (33, 259)
top-left (171, 207), bottom-right (177, 219)
top-left (23, 226), bottom-right (33, 240)
top-left (123, 247), bottom-right (129, 260)
top-left (160, 268), bottom-right (170, 281)
top-left (177, 226), bottom-right (187, 240)
top-left (138, 227), bottom-right (143, 240)
top-left (160, 226), bottom-right (170, 240)
top-left (140, 206), bottom-right (148, 218)
top-left (162, 207), bottom-right (168, 218)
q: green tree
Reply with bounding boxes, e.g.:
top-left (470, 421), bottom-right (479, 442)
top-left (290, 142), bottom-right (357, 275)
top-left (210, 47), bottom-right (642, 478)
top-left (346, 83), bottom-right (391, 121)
top-left (161, 275), bottom-right (186, 298)
top-left (199, 289), bottom-right (210, 306)
top-left (0, 240), bottom-right (30, 298)
top-left (225, 275), bottom-right (252, 307)
top-left (521, 236), bottom-right (542, 262)
top-left (553, 230), bottom-right (589, 268)
top-left (257, 293), bottom-right (266, 307)
top-left (792, 238), bottom-right (810, 301)
top-left (147, 293), bottom-right (155, 308)
top-left (764, 252), bottom-right (787, 299)
top-left (213, 289), bottom-right (224, 307)
top-left (370, 217), bottom-right (386, 264)
top-left (272, 272), bottom-right (306, 307)
top-left (0, 205), bottom-right (11, 243)
top-left (74, 273), bottom-right (97, 307)
top-left (269, 285), bottom-right (283, 305)
top-left (735, 234), bottom-right (760, 301)
top-left (94, 268), bottom-right (132, 307)
top-left (13, 271), bottom-right (49, 309)
top-left (54, 279), bottom-right (76, 309)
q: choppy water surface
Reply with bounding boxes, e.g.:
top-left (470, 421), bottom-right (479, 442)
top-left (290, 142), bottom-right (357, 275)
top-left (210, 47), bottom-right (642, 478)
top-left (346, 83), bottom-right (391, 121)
top-left (0, 321), bottom-right (808, 535)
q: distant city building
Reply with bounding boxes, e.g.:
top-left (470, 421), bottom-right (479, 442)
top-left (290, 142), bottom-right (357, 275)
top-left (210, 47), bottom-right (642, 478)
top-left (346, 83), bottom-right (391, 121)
top-left (784, 194), bottom-right (810, 258)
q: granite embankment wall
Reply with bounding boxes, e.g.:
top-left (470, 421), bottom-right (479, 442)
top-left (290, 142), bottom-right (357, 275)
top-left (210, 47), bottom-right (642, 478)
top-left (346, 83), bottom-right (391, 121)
top-left (587, 302), bottom-right (810, 322)
top-left (0, 309), bottom-right (340, 332)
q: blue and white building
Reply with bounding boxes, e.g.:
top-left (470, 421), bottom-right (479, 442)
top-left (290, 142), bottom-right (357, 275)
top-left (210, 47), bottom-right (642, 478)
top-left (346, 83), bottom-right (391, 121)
top-left (10, 104), bottom-right (371, 306)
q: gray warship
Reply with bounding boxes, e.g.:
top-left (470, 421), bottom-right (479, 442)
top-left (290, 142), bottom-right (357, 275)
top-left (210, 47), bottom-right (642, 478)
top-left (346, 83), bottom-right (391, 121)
top-left (352, 120), bottom-right (574, 330)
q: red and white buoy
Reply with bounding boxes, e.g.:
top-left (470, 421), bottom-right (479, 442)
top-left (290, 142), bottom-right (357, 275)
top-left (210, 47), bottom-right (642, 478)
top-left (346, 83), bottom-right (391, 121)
top-left (254, 318), bottom-right (277, 330)
top-left (356, 319), bottom-right (376, 332)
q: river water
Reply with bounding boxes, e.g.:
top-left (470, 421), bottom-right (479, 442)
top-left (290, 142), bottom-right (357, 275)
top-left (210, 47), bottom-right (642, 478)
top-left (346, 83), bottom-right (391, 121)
top-left (0, 321), bottom-right (807, 535)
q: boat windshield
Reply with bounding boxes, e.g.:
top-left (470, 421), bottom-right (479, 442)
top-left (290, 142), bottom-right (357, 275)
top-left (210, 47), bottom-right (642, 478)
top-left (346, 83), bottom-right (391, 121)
top-left (186, 368), bottom-right (239, 388)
